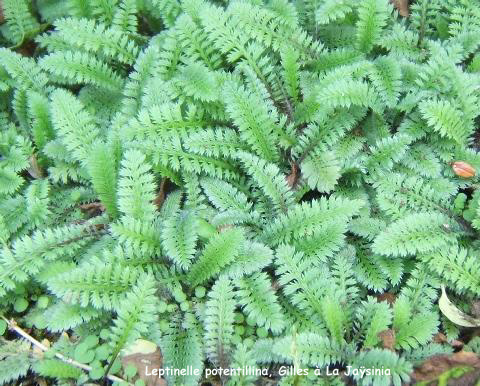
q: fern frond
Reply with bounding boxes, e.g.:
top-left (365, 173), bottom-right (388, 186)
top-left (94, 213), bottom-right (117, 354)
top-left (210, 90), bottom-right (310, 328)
top-left (237, 272), bottom-right (285, 334)
top-left (421, 246), bottom-right (480, 296)
top-left (26, 91), bottom-right (54, 151)
top-left (160, 314), bottom-right (204, 386)
top-left (317, 78), bottom-right (381, 112)
top-left (275, 245), bottom-right (329, 326)
top-left (0, 48), bottom-right (48, 91)
top-left (40, 51), bottom-right (124, 91)
top-left (393, 296), bottom-right (439, 350)
top-left (0, 339), bottom-right (33, 385)
top-left (162, 208), bottom-right (199, 270)
top-left (349, 348), bottom-right (412, 386)
top-left (117, 150), bottom-right (157, 222)
top-left (368, 55), bottom-right (402, 108)
top-left (356, 0), bottom-right (392, 53)
top-left (112, 0), bottom-right (137, 34)
top-left (34, 359), bottom-right (82, 379)
top-left (301, 150), bottom-right (341, 193)
top-left (200, 177), bottom-right (252, 213)
top-left (204, 276), bottom-right (236, 366)
top-left (187, 228), bottom-right (244, 286)
top-left (372, 212), bottom-right (457, 257)
top-left (47, 257), bottom-right (143, 310)
top-left (1, 0), bottom-right (40, 44)
top-left (44, 302), bottom-right (101, 332)
top-left (0, 217), bottom-right (106, 296)
top-left (223, 81), bottom-right (281, 162)
top-left (49, 88), bottom-right (99, 163)
top-left (419, 98), bottom-right (472, 145)
top-left (273, 332), bottom-right (344, 367)
top-left (175, 61), bottom-right (220, 102)
top-left (109, 273), bottom-right (158, 354)
top-left (223, 241), bottom-right (273, 279)
top-left (37, 17), bottom-right (139, 64)
top-left (175, 14), bottom-right (222, 69)
top-left (316, 0), bottom-right (354, 25)
top-left (141, 135), bottom-right (240, 180)
top-left (262, 197), bottom-right (362, 246)
top-left (236, 151), bottom-right (294, 214)
top-left (374, 173), bottom-right (455, 219)
top-left (355, 296), bottom-right (392, 348)
top-left (86, 141), bottom-right (119, 218)
top-left (185, 128), bottom-right (245, 159)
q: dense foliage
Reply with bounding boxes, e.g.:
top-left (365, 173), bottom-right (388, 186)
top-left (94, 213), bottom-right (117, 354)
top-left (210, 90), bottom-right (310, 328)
top-left (1, 0), bottom-right (480, 385)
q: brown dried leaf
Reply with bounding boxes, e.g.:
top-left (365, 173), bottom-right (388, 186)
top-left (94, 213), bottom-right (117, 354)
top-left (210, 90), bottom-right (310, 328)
top-left (27, 155), bottom-right (44, 179)
top-left (122, 339), bottom-right (166, 386)
top-left (79, 202), bottom-right (105, 216)
top-left (390, 0), bottom-right (409, 17)
top-left (449, 368), bottom-right (480, 386)
top-left (154, 178), bottom-right (168, 210)
top-left (0, 0), bottom-right (4, 25)
top-left (377, 329), bottom-right (395, 351)
top-left (376, 293), bottom-right (396, 305)
top-left (433, 332), bottom-right (464, 349)
top-left (412, 351), bottom-right (480, 382)
top-left (286, 163), bottom-right (299, 188)
top-left (471, 301), bottom-right (480, 318)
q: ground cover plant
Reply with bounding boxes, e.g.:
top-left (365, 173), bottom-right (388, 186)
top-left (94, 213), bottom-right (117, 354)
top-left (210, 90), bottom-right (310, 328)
top-left (1, 0), bottom-right (480, 385)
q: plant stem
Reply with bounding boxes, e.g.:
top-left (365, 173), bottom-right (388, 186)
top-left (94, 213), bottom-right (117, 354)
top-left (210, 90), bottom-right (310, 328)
top-left (1, 316), bottom-right (131, 385)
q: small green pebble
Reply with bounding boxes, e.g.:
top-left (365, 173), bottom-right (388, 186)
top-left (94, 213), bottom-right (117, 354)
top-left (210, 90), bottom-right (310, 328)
top-left (197, 218), bottom-right (217, 239)
top-left (83, 335), bottom-right (99, 348)
top-left (158, 301), bottom-right (168, 313)
top-left (14, 298), bottom-right (28, 313)
top-left (180, 301), bottom-right (190, 311)
top-left (231, 334), bottom-right (242, 345)
top-left (74, 342), bottom-right (88, 355)
top-left (195, 287), bottom-right (206, 298)
top-left (33, 315), bottom-right (48, 329)
top-left (90, 360), bottom-right (103, 369)
top-left (0, 320), bottom-right (7, 335)
top-left (246, 316), bottom-right (256, 326)
top-left (37, 296), bottom-right (49, 309)
top-left (454, 193), bottom-right (467, 209)
top-left (257, 327), bottom-right (268, 338)
top-left (110, 358), bottom-right (122, 374)
top-left (124, 363), bottom-right (138, 378)
top-left (234, 325), bottom-right (245, 335)
top-left (44, 349), bottom-right (56, 359)
top-left (13, 286), bottom-right (25, 295)
top-left (464, 209), bottom-right (476, 221)
top-left (71, 191), bottom-right (81, 201)
top-left (100, 328), bottom-right (110, 340)
top-left (95, 344), bottom-right (111, 361)
top-left (159, 320), bottom-right (170, 332)
top-left (89, 367), bottom-right (104, 380)
top-left (173, 290), bottom-right (186, 303)
top-left (234, 313), bottom-right (244, 323)
top-left (74, 344), bottom-right (95, 363)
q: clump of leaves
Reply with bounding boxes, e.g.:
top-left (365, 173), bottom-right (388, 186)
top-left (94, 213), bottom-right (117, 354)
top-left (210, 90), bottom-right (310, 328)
top-left (1, 0), bottom-right (480, 385)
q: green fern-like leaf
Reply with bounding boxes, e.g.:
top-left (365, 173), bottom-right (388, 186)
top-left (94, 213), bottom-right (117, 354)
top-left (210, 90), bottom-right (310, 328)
top-left (204, 276), bottom-right (236, 366)
top-left (187, 228), bottom-right (245, 286)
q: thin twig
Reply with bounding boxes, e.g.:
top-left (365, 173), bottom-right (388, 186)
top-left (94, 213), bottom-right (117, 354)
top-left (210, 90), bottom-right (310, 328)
top-left (1, 316), bottom-right (131, 385)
